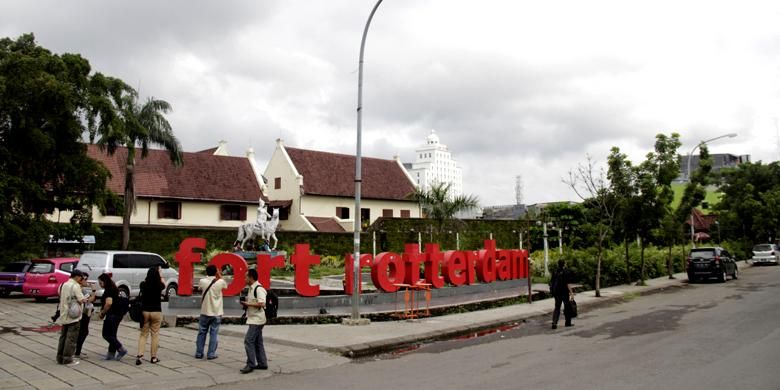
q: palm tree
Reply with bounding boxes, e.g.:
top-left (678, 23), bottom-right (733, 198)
top-left (409, 182), bottom-right (480, 233)
top-left (93, 89), bottom-right (182, 249)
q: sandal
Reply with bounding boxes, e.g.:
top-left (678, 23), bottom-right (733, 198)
top-left (150, 357), bottom-right (160, 364)
top-left (136, 355), bottom-right (143, 365)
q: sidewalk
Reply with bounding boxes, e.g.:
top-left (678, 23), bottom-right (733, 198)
top-left (0, 263), bottom-right (748, 389)
top-left (220, 267), bottom-right (720, 357)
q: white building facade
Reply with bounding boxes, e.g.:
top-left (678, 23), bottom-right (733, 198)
top-left (407, 130), bottom-right (463, 198)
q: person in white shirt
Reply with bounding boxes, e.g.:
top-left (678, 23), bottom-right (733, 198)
top-left (195, 265), bottom-right (228, 359)
top-left (56, 270), bottom-right (87, 366)
top-left (240, 268), bottom-right (267, 373)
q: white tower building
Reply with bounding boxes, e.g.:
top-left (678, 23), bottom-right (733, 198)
top-left (408, 129), bottom-right (463, 199)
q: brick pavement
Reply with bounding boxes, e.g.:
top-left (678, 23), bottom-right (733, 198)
top-left (0, 296), bottom-right (348, 390)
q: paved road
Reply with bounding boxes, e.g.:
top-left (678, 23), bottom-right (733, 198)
top-left (219, 264), bottom-right (780, 390)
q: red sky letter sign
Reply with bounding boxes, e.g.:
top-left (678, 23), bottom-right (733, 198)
top-left (257, 253), bottom-right (285, 291)
top-left (208, 253), bottom-right (247, 296)
top-left (371, 252), bottom-right (405, 292)
top-left (175, 238), bottom-right (206, 296)
top-left (291, 244), bottom-right (320, 297)
top-left (344, 253), bottom-right (372, 296)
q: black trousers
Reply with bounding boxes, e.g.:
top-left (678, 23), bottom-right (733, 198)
top-left (552, 295), bottom-right (573, 326)
top-left (75, 313), bottom-right (90, 355)
top-left (102, 314), bottom-right (124, 354)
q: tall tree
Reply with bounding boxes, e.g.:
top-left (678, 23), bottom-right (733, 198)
top-left (715, 161), bottom-right (780, 251)
top-left (651, 133), bottom-right (682, 279)
top-left (564, 155), bottom-right (617, 297)
top-left (0, 34), bottom-right (120, 260)
top-left (633, 133), bottom-right (682, 284)
top-left (90, 91), bottom-right (183, 249)
top-left (607, 147), bottom-right (638, 281)
top-left (409, 182), bottom-right (479, 234)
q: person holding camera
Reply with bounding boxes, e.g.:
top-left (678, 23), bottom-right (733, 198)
top-left (56, 270), bottom-right (87, 366)
top-left (240, 268), bottom-right (268, 374)
top-left (195, 265), bottom-right (227, 360)
top-left (74, 272), bottom-right (96, 359)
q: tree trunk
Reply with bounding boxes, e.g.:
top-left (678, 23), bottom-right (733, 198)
top-left (596, 243), bottom-right (602, 298)
top-left (624, 238), bottom-right (630, 283)
top-left (638, 238), bottom-right (646, 285)
top-left (667, 242), bottom-right (675, 279)
top-left (122, 158), bottom-right (135, 250)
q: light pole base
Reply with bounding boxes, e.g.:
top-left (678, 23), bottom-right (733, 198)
top-left (342, 318), bottom-right (371, 326)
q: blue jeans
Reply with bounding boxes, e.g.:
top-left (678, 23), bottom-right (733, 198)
top-left (244, 325), bottom-right (267, 368)
top-left (195, 315), bottom-right (221, 358)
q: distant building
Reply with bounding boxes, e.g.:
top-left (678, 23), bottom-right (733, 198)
top-left (406, 130), bottom-right (463, 199)
top-left (49, 143), bottom-right (265, 228)
top-left (677, 153), bottom-right (750, 182)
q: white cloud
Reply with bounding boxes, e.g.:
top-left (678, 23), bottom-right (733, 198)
top-left (2, 0), bottom-right (779, 206)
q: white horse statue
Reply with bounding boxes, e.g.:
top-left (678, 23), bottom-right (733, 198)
top-left (235, 208), bottom-right (280, 251)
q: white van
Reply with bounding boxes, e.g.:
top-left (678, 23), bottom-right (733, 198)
top-left (76, 251), bottom-right (179, 300)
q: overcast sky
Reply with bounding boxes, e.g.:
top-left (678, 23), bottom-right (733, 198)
top-left (2, 1), bottom-right (778, 206)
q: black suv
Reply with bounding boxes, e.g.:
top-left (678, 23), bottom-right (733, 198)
top-left (687, 247), bottom-right (738, 283)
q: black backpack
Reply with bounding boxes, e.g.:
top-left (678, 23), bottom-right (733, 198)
top-left (549, 270), bottom-right (564, 295)
top-left (112, 293), bottom-right (130, 318)
top-left (253, 286), bottom-right (279, 323)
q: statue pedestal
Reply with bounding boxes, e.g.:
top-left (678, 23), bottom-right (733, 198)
top-left (233, 250), bottom-right (288, 264)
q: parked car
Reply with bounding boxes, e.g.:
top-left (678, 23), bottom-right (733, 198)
top-left (22, 258), bottom-right (79, 302)
top-left (751, 244), bottom-right (780, 265)
top-left (686, 247), bottom-right (738, 283)
top-left (0, 261), bottom-right (32, 297)
top-left (75, 251), bottom-right (179, 300)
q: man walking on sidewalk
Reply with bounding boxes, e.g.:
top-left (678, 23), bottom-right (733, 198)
top-left (56, 270), bottom-right (87, 366)
top-left (239, 268), bottom-right (268, 373)
top-left (196, 265), bottom-right (227, 359)
top-left (551, 259), bottom-right (575, 329)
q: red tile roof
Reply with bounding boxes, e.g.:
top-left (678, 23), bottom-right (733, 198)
top-left (305, 217), bottom-right (346, 232)
top-left (285, 147), bottom-right (415, 201)
top-left (86, 144), bottom-right (264, 203)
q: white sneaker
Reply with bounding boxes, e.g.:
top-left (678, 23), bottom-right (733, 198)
top-left (66, 360), bottom-right (80, 367)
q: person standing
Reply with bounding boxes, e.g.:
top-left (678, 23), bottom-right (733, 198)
top-left (240, 269), bottom-right (268, 374)
top-left (98, 273), bottom-right (128, 360)
top-left (551, 259), bottom-right (575, 329)
top-left (136, 266), bottom-right (165, 365)
top-left (195, 265), bottom-right (227, 359)
top-left (56, 270), bottom-right (87, 366)
top-left (74, 272), bottom-right (96, 359)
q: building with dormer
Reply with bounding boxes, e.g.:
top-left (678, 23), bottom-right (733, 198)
top-left (263, 139), bottom-right (420, 232)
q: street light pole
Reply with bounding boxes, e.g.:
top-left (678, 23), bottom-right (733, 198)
top-left (352, 0), bottom-right (383, 322)
top-left (685, 132), bottom-right (737, 248)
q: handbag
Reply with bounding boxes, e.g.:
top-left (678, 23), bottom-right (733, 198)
top-left (68, 296), bottom-right (83, 319)
top-left (129, 300), bottom-right (143, 323)
top-left (568, 297), bottom-right (578, 318)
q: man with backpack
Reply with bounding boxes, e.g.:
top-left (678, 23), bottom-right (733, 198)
top-left (56, 270), bottom-right (88, 366)
top-left (196, 265), bottom-right (228, 360)
top-left (550, 259), bottom-right (575, 329)
top-left (239, 268), bottom-right (268, 373)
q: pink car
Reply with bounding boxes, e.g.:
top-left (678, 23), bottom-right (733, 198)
top-left (23, 258), bottom-right (79, 302)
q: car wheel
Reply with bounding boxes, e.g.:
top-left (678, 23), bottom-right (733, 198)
top-left (718, 269), bottom-right (727, 283)
top-left (34, 297), bottom-right (47, 303)
top-left (687, 274), bottom-right (696, 283)
top-left (165, 283), bottom-right (178, 301)
top-left (732, 266), bottom-right (739, 279)
top-left (0, 289), bottom-right (9, 298)
top-left (118, 286), bottom-right (130, 299)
